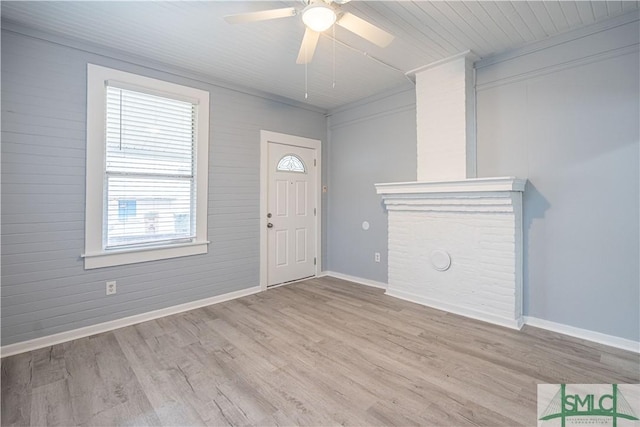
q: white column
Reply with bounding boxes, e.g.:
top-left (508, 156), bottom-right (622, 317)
top-left (412, 51), bottom-right (477, 182)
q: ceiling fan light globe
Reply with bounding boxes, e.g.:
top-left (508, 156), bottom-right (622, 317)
top-left (302, 4), bottom-right (336, 32)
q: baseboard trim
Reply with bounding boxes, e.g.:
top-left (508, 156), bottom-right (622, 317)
top-left (386, 288), bottom-right (524, 330)
top-left (322, 271), bottom-right (387, 289)
top-left (1, 286), bottom-right (262, 358)
top-left (524, 316), bottom-right (639, 354)
top-left (324, 272), bottom-right (638, 353)
top-left (4, 278), bottom-right (636, 357)
top-left (317, 272), bottom-right (639, 353)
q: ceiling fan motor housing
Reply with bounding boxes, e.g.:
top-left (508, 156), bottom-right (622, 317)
top-left (301, 1), bottom-right (337, 33)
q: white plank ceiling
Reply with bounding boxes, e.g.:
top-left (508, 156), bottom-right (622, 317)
top-left (2, 1), bottom-right (638, 110)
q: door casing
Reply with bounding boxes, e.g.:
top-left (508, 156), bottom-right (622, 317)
top-left (260, 130), bottom-right (321, 291)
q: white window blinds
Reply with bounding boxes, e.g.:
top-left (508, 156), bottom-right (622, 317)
top-left (104, 85), bottom-right (197, 249)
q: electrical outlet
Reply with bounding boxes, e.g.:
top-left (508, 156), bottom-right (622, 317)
top-left (374, 252), bottom-right (381, 263)
top-left (106, 281), bottom-right (117, 295)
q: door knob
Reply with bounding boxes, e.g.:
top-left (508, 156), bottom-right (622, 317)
top-left (267, 223), bottom-right (273, 228)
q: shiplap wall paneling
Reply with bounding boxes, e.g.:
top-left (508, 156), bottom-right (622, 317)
top-left (1, 29), bottom-right (326, 346)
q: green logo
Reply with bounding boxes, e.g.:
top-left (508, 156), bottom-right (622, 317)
top-left (539, 384), bottom-right (639, 427)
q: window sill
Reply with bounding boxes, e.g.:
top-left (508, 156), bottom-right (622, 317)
top-left (82, 240), bottom-right (209, 270)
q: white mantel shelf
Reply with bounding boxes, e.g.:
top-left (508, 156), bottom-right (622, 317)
top-left (375, 176), bottom-right (526, 196)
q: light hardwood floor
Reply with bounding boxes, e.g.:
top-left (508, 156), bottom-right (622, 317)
top-left (2, 277), bottom-right (639, 426)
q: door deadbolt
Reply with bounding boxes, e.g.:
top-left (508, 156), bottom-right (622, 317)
top-left (267, 213), bottom-right (272, 218)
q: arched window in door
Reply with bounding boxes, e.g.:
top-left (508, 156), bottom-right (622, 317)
top-left (277, 154), bottom-right (306, 173)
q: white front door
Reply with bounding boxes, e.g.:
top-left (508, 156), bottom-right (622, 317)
top-left (267, 141), bottom-right (316, 286)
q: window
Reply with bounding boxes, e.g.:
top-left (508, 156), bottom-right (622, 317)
top-left (277, 154), bottom-right (306, 173)
top-left (84, 64), bottom-right (210, 269)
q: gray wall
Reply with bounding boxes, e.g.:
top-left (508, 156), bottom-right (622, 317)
top-left (476, 17), bottom-right (639, 341)
top-left (3, 15), bottom-right (638, 347)
top-left (326, 17), bottom-right (639, 342)
top-left (1, 26), bottom-right (327, 346)
top-left (326, 87), bottom-right (416, 283)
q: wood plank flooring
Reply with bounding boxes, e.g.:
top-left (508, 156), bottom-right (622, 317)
top-left (2, 277), bottom-right (639, 426)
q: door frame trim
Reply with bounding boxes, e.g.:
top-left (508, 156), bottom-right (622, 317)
top-left (260, 130), bottom-right (322, 291)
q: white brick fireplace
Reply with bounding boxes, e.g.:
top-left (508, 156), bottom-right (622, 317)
top-left (375, 52), bottom-right (526, 329)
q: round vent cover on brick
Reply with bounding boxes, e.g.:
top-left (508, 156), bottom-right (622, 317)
top-left (430, 250), bottom-right (451, 271)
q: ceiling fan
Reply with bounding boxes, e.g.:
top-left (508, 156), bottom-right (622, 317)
top-left (224, 0), bottom-right (394, 64)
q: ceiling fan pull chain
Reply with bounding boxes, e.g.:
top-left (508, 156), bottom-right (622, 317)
top-left (305, 56), bottom-right (308, 99)
top-left (332, 24), bottom-right (336, 89)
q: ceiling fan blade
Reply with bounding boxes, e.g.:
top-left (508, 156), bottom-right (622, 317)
top-left (224, 7), bottom-right (296, 24)
top-left (336, 12), bottom-right (394, 48)
top-left (296, 28), bottom-right (320, 64)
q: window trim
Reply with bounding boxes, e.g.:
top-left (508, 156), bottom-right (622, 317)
top-left (83, 64), bottom-right (210, 269)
